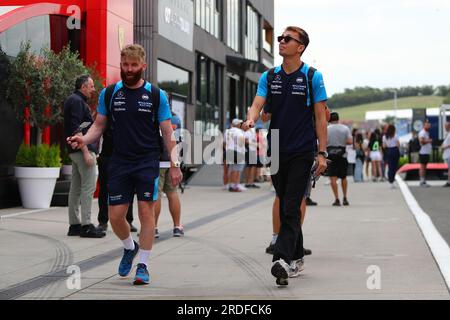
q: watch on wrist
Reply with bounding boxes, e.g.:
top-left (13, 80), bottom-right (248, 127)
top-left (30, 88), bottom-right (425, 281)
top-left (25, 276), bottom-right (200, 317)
top-left (318, 151), bottom-right (328, 158)
top-left (171, 161), bottom-right (181, 168)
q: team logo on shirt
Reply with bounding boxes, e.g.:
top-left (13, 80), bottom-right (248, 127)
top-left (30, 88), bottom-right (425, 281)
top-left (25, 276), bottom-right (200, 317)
top-left (142, 94), bottom-right (150, 101)
top-left (296, 77), bottom-right (303, 84)
top-left (275, 75), bottom-right (282, 82)
top-left (117, 91), bottom-right (125, 98)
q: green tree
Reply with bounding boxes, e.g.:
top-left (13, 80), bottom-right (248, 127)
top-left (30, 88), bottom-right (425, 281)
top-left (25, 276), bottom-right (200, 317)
top-left (0, 46), bottom-right (10, 98)
top-left (444, 92), bottom-right (450, 104)
top-left (6, 43), bottom-right (104, 144)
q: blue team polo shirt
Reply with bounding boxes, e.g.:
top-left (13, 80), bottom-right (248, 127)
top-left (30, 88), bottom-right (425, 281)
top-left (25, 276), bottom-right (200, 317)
top-left (97, 81), bottom-right (172, 161)
top-left (257, 63), bottom-right (328, 154)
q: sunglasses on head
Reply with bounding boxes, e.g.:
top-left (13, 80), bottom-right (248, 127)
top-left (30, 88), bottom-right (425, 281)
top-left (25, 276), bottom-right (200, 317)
top-left (277, 35), bottom-right (303, 45)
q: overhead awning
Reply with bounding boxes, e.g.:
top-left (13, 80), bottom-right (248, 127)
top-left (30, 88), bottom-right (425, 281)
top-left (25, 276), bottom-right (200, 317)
top-left (226, 55), bottom-right (268, 74)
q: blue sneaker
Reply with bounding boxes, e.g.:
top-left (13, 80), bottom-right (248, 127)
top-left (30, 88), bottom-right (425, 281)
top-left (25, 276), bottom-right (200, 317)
top-left (118, 241), bottom-right (139, 277)
top-left (133, 263), bottom-right (150, 285)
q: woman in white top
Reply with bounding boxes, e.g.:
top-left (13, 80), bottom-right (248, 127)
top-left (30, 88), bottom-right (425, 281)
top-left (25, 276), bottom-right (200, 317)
top-left (441, 122), bottom-right (450, 187)
top-left (382, 124), bottom-right (401, 188)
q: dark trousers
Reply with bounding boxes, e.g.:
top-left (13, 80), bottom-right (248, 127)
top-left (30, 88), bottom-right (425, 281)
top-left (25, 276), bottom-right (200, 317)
top-left (386, 147), bottom-right (400, 184)
top-left (97, 156), bottom-right (134, 224)
top-left (271, 152), bottom-right (314, 264)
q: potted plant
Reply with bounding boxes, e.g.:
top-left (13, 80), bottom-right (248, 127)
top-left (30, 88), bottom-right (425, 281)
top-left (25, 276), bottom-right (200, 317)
top-left (14, 143), bottom-right (61, 209)
top-left (6, 43), bottom-right (104, 207)
top-left (61, 148), bottom-right (72, 179)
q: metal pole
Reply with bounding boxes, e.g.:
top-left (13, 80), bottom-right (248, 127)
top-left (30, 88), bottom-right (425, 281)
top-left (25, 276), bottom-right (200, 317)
top-left (394, 90), bottom-right (398, 127)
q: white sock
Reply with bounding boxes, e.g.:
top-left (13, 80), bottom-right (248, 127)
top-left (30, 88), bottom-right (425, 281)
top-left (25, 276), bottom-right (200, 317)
top-left (139, 250), bottom-right (151, 266)
top-left (271, 234), bottom-right (278, 245)
top-left (122, 235), bottom-right (135, 251)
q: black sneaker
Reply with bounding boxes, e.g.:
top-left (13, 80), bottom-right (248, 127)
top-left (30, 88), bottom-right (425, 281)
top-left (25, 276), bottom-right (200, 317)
top-left (173, 227), bottom-right (184, 237)
top-left (305, 197), bottom-right (318, 206)
top-left (343, 198), bottom-right (350, 206)
top-left (97, 223), bottom-right (108, 232)
top-left (304, 248), bottom-right (312, 256)
top-left (129, 223), bottom-right (138, 233)
top-left (67, 224), bottom-right (81, 236)
top-left (80, 224), bottom-right (106, 238)
top-left (251, 184), bottom-right (261, 189)
top-left (332, 199), bottom-right (341, 206)
top-left (265, 242), bottom-right (275, 255)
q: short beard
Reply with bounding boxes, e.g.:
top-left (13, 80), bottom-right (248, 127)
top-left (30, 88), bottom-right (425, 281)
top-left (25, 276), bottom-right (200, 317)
top-left (121, 68), bottom-right (143, 87)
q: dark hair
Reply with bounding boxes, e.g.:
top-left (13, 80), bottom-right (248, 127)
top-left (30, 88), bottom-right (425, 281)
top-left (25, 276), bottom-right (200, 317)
top-left (329, 112), bottom-right (339, 122)
top-left (285, 26), bottom-right (310, 49)
top-left (355, 133), bottom-right (364, 145)
top-left (75, 75), bottom-right (91, 91)
top-left (386, 124), bottom-right (396, 139)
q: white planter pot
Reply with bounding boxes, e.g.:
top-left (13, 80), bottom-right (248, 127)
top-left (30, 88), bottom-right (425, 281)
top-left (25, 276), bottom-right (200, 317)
top-left (15, 167), bottom-right (61, 209)
top-left (61, 165), bottom-right (72, 180)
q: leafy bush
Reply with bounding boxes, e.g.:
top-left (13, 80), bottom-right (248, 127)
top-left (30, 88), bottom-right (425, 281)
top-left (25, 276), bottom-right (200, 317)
top-left (60, 148), bottom-right (72, 165)
top-left (15, 143), bottom-right (61, 168)
top-left (398, 156), bottom-right (409, 169)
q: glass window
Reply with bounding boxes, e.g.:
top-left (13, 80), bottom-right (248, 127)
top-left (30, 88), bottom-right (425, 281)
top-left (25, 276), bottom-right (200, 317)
top-left (157, 60), bottom-right (190, 100)
top-left (0, 15), bottom-right (50, 58)
top-left (245, 4), bottom-right (259, 61)
top-left (194, 0), bottom-right (222, 39)
top-left (263, 21), bottom-right (274, 54)
top-left (227, 0), bottom-right (240, 52)
top-left (195, 54), bottom-right (221, 135)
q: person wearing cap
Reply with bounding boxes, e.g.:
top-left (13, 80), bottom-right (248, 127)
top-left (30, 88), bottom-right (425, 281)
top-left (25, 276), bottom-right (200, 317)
top-left (242, 26), bottom-right (329, 286)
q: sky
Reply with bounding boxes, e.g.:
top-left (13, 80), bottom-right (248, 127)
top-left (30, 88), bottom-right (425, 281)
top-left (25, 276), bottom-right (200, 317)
top-left (274, 0), bottom-right (450, 96)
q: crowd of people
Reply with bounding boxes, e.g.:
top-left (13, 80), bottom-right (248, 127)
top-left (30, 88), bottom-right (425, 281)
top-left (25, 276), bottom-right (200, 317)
top-left (339, 119), bottom-right (450, 189)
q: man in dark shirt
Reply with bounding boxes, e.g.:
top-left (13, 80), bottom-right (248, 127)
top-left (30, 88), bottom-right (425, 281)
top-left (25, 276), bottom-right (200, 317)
top-left (64, 75), bottom-right (105, 239)
top-left (243, 26), bottom-right (328, 286)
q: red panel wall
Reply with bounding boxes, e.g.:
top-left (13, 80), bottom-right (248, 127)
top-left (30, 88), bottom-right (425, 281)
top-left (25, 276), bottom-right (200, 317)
top-left (1, 0), bottom-right (134, 84)
top-left (106, 0), bottom-right (134, 84)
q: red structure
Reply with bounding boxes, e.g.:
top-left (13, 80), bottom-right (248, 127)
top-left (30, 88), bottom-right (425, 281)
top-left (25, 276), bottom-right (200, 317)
top-left (1, 0), bottom-right (134, 142)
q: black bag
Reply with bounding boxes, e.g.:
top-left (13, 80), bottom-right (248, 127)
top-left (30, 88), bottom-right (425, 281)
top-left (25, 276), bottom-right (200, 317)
top-left (327, 146), bottom-right (346, 160)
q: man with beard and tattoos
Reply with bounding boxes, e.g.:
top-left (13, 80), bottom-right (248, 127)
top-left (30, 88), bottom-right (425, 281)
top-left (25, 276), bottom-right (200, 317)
top-left (67, 44), bottom-right (183, 286)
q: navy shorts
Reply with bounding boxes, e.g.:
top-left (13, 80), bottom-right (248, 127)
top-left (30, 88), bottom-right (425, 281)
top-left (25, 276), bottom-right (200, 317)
top-left (108, 158), bottom-right (159, 206)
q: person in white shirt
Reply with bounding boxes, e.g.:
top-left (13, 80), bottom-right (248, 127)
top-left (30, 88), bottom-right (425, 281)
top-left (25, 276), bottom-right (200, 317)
top-left (419, 120), bottom-right (433, 187)
top-left (225, 119), bottom-right (247, 192)
top-left (382, 124), bottom-right (401, 189)
top-left (441, 122), bottom-right (450, 188)
top-left (243, 127), bottom-right (260, 188)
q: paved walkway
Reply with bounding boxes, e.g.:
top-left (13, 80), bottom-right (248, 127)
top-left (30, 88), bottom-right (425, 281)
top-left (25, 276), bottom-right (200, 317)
top-left (0, 178), bottom-right (449, 300)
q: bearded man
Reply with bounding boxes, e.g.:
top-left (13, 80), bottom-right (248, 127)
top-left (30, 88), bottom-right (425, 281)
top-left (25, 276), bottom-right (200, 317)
top-left (67, 44), bottom-right (182, 286)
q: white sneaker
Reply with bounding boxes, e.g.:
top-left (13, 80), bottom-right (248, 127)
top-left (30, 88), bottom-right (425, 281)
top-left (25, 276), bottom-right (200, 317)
top-left (237, 184), bottom-right (248, 191)
top-left (289, 258), bottom-right (305, 278)
top-left (271, 259), bottom-right (290, 285)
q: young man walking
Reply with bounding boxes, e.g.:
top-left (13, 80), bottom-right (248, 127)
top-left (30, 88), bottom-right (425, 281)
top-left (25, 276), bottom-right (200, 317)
top-left (327, 112), bottom-right (353, 206)
top-left (243, 26), bottom-right (328, 286)
top-left (68, 44), bottom-right (182, 285)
